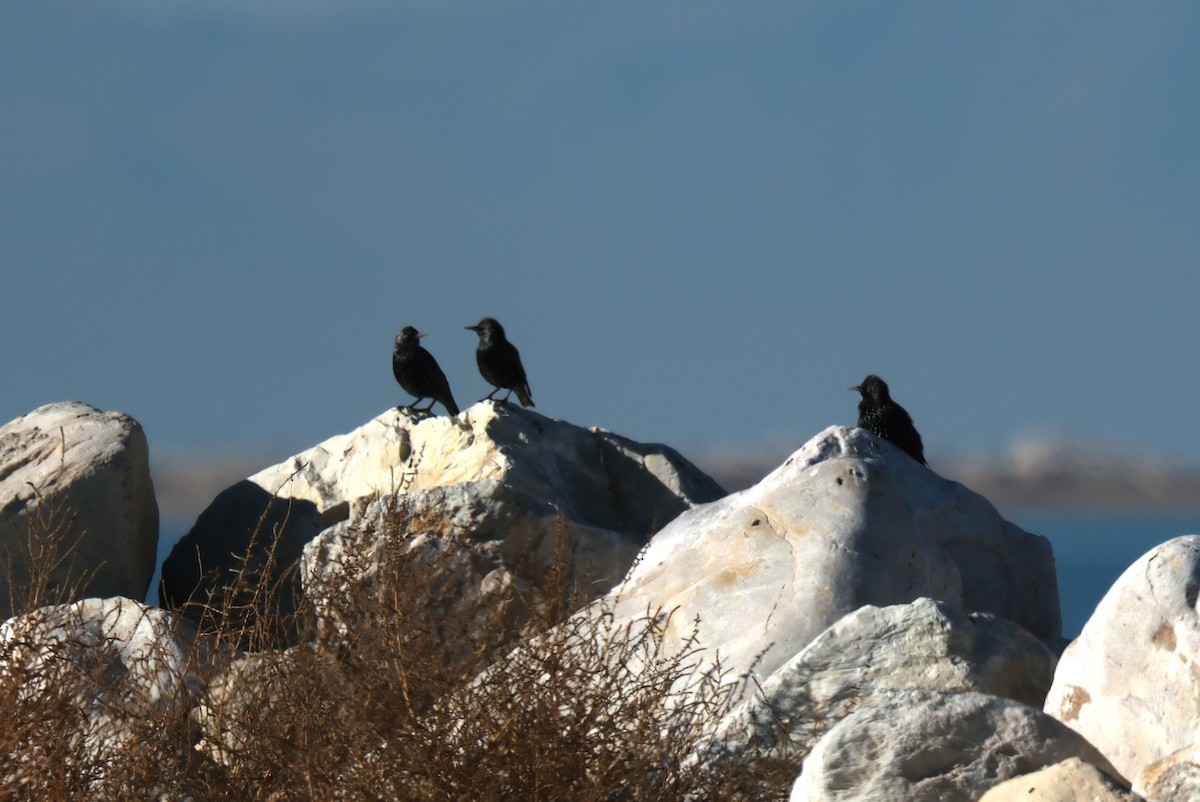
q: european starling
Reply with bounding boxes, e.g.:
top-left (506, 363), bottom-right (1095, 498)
top-left (465, 317), bottom-right (535, 407)
top-left (851, 374), bottom-right (926, 465)
top-left (392, 326), bottom-right (460, 416)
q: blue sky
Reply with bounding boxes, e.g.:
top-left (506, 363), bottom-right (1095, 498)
top-left (4, 2), bottom-right (1200, 464)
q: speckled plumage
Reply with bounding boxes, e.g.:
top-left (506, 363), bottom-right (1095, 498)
top-left (466, 317), bottom-right (534, 407)
top-left (852, 374), bottom-right (926, 465)
top-left (392, 326), bottom-right (460, 416)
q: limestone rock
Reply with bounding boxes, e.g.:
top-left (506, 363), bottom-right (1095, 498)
top-left (708, 598), bottom-right (1058, 767)
top-left (1044, 536), bottom-right (1200, 782)
top-left (302, 502), bottom-right (531, 661)
top-left (0, 597), bottom-right (201, 788)
top-left (1134, 744), bottom-right (1200, 801)
top-left (790, 692), bottom-right (1121, 802)
top-left (0, 402), bottom-right (158, 618)
top-left (161, 402), bottom-right (724, 629)
top-left (604, 426), bottom-right (1058, 699)
top-left (979, 758), bottom-right (1142, 802)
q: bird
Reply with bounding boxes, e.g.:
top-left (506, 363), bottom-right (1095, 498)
top-left (851, 374), bottom-right (926, 465)
top-left (465, 317), bottom-right (535, 407)
top-left (392, 326), bottom-right (460, 416)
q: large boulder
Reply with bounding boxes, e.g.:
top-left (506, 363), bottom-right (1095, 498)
top-left (0, 597), bottom-right (201, 792)
top-left (0, 402), bottom-right (158, 618)
top-left (603, 426), bottom-right (1059, 699)
top-left (161, 402), bottom-right (725, 630)
top-left (706, 598), bottom-right (1058, 768)
top-left (1045, 536), bottom-right (1200, 784)
top-left (789, 692), bottom-right (1121, 802)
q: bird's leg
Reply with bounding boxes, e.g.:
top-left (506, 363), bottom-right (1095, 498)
top-left (399, 399), bottom-right (432, 417)
top-left (500, 389), bottom-right (513, 404)
top-left (478, 387), bottom-right (500, 403)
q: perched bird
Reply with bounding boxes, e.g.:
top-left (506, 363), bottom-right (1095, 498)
top-left (465, 317), bottom-right (535, 407)
top-left (392, 326), bottom-right (460, 416)
top-left (851, 374), bottom-right (926, 465)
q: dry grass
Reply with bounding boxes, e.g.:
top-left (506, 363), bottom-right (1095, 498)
top-left (0, 478), bottom-right (794, 801)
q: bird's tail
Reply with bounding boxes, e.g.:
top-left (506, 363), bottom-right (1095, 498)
top-left (516, 385), bottom-right (534, 407)
top-left (444, 395), bottom-right (461, 416)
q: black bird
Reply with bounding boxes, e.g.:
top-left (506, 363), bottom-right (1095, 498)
top-left (465, 317), bottom-right (535, 407)
top-left (851, 374), bottom-right (926, 465)
top-left (392, 326), bottom-right (460, 416)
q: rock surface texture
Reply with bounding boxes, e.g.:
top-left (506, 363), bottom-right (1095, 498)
top-left (1045, 535), bottom-right (1200, 785)
top-left (789, 692), bottom-right (1121, 802)
top-left (707, 598), bottom-right (1058, 767)
top-left (978, 758), bottom-right (1142, 802)
top-left (603, 426), bottom-right (1060, 698)
top-left (0, 402), bottom-right (158, 617)
top-left (1133, 743), bottom-right (1200, 801)
top-left (160, 402), bottom-right (725, 628)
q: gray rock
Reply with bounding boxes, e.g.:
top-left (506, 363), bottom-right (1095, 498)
top-left (1045, 535), bottom-right (1200, 784)
top-left (790, 692), bottom-right (1121, 802)
top-left (0, 402), bottom-right (158, 618)
top-left (1134, 744), bottom-right (1200, 801)
top-left (707, 598), bottom-right (1058, 767)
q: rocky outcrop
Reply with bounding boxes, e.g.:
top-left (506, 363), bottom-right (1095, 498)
top-left (0, 402), bottom-right (158, 618)
top-left (160, 402), bottom-right (725, 630)
top-left (706, 598), bottom-right (1058, 767)
top-left (979, 758), bottom-right (1142, 802)
top-left (789, 692), bottom-right (1122, 802)
top-left (601, 425), bottom-right (1059, 702)
top-left (1045, 536), bottom-right (1200, 784)
top-left (0, 405), bottom-right (1091, 798)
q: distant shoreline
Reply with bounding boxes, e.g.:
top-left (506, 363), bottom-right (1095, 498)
top-left (152, 444), bottom-right (1200, 526)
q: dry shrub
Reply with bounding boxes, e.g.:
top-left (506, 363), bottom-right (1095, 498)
top-left (0, 476), bottom-right (794, 801)
top-left (0, 491), bottom-right (203, 800)
top-left (2, 491), bottom-right (101, 617)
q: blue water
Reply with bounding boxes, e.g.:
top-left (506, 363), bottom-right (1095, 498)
top-left (151, 513), bottom-right (1200, 640)
top-left (1011, 511), bottom-right (1200, 638)
top-left (149, 523), bottom-right (189, 608)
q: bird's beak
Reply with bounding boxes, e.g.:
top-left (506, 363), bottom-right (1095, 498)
top-left (849, 385), bottom-right (861, 392)
top-left (465, 325), bottom-right (479, 332)
top-left (417, 331), bottom-right (427, 339)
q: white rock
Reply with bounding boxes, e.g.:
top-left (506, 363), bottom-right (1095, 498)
top-left (979, 757), bottom-right (1142, 802)
top-left (790, 692), bottom-right (1120, 802)
top-left (0, 597), bottom-right (201, 787)
top-left (605, 426), bottom-right (1058, 699)
top-left (161, 402), bottom-right (724, 627)
top-left (1044, 536), bottom-right (1200, 783)
top-left (302, 502), bottom-right (531, 660)
top-left (191, 648), bottom-right (291, 766)
top-left (0, 402), bottom-right (158, 618)
top-left (707, 598), bottom-right (1057, 766)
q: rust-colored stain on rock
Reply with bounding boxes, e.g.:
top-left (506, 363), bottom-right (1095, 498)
top-left (712, 561), bottom-right (761, 590)
top-left (1153, 623), bottom-right (1177, 652)
top-left (1057, 684), bottom-right (1091, 722)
